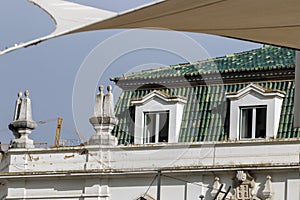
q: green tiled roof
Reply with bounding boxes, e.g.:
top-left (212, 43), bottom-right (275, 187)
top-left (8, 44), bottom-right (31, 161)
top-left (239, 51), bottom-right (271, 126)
top-left (113, 45), bottom-right (295, 80)
top-left (112, 46), bottom-right (299, 143)
top-left (113, 81), bottom-right (300, 143)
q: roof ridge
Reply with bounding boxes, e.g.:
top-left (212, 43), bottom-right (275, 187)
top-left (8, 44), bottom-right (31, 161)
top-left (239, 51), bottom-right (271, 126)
top-left (112, 45), bottom-right (295, 81)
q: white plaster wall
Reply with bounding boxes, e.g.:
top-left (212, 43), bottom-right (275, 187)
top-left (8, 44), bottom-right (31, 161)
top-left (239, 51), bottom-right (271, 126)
top-left (109, 176), bottom-right (154, 200)
top-left (7, 180), bottom-right (26, 199)
top-left (287, 179), bottom-right (300, 200)
top-left (24, 179), bottom-right (83, 197)
top-left (273, 97), bottom-right (283, 138)
top-left (175, 103), bottom-right (185, 142)
top-left (8, 150), bottom-right (88, 172)
top-left (3, 171), bottom-right (299, 200)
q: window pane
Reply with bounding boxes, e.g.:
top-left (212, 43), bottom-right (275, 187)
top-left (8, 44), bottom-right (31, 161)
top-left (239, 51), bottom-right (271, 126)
top-left (255, 108), bottom-right (266, 138)
top-left (241, 109), bottom-right (252, 138)
top-left (144, 113), bottom-right (156, 143)
top-left (159, 112), bottom-right (169, 142)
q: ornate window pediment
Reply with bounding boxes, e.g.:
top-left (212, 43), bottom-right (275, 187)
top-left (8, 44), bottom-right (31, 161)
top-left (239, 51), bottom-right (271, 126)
top-left (131, 90), bottom-right (186, 144)
top-left (226, 84), bottom-right (285, 140)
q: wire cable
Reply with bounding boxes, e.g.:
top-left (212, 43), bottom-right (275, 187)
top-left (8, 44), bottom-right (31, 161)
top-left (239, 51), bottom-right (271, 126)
top-left (143, 175), bottom-right (157, 198)
top-left (62, 119), bottom-right (87, 142)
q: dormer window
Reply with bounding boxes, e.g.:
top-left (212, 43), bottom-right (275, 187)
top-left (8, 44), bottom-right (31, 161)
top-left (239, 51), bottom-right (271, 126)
top-left (227, 84), bottom-right (285, 140)
top-left (131, 90), bottom-right (186, 144)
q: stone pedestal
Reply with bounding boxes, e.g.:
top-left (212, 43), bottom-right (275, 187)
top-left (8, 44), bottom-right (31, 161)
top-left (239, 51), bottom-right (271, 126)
top-left (11, 134), bottom-right (34, 149)
top-left (9, 120), bottom-right (37, 149)
top-left (88, 117), bottom-right (118, 146)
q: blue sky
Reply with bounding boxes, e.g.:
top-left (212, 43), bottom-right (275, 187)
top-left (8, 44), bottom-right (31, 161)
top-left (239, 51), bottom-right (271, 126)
top-left (0, 0), bottom-right (262, 147)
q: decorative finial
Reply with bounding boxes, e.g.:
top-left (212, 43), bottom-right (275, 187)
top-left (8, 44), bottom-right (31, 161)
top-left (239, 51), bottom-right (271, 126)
top-left (89, 84), bottom-right (118, 146)
top-left (13, 92), bottom-right (23, 122)
top-left (103, 85), bottom-right (115, 118)
top-left (94, 85), bottom-right (104, 117)
top-left (24, 90), bottom-right (29, 97)
top-left (107, 85), bottom-right (112, 92)
top-left (8, 89), bottom-right (37, 149)
top-left (99, 85), bottom-right (104, 92)
top-left (263, 175), bottom-right (273, 200)
top-left (211, 176), bottom-right (222, 198)
top-left (18, 91), bottom-right (22, 98)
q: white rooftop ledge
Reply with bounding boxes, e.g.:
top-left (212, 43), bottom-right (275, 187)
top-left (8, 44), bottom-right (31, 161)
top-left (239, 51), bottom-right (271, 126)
top-left (0, 139), bottom-right (299, 175)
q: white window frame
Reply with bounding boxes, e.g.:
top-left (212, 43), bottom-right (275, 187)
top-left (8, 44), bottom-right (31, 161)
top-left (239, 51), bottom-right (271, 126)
top-left (239, 106), bottom-right (267, 139)
top-left (227, 84), bottom-right (285, 140)
top-left (143, 111), bottom-right (169, 143)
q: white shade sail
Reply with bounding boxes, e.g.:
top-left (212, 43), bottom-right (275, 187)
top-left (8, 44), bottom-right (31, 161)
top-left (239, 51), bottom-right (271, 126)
top-left (1, 0), bottom-right (300, 54)
top-left (0, 0), bottom-right (118, 55)
top-left (72, 0), bottom-right (300, 50)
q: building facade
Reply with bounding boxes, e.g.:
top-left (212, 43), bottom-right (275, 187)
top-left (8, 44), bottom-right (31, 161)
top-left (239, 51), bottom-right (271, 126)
top-left (0, 45), bottom-right (299, 200)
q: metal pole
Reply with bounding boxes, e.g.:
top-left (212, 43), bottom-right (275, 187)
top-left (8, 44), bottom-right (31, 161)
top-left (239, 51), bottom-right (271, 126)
top-left (213, 184), bottom-right (223, 200)
top-left (221, 186), bottom-right (231, 200)
top-left (157, 169), bottom-right (161, 200)
top-left (294, 51), bottom-right (300, 127)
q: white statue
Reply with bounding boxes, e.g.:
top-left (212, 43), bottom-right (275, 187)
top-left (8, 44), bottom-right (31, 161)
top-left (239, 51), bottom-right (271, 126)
top-left (103, 85), bottom-right (115, 118)
top-left (19, 90), bottom-right (33, 121)
top-left (94, 85), bottom-right (104, 117)
top-left (13, 91), bottom-right (22, 121)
